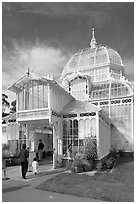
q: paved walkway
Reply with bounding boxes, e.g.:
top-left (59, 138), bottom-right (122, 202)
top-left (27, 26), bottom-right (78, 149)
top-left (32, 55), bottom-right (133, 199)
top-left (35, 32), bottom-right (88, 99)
top-left (2, 163), bottom-right (102, 202)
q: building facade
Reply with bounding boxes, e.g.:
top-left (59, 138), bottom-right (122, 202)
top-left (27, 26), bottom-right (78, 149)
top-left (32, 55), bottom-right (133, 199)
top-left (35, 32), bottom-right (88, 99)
top-left (61, 28), bottom-right (134, 153)
top-left (4, 29), bottom-right (134, 168)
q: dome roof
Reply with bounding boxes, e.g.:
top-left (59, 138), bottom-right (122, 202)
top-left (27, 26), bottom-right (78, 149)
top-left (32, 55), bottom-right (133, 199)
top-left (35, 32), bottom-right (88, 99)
top-left (61, 29), bottom-right (124, 79)
top-left (90, 79), bottom-right (133, 101)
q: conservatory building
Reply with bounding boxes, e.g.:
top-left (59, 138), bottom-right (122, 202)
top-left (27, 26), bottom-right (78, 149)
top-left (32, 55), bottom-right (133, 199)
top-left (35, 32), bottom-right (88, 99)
top-left (7, 29), bottom-right (134, 168)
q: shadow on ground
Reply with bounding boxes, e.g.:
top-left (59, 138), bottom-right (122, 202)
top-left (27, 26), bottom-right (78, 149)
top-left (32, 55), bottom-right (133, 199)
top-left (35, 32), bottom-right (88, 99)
top-left (28, 168), bottom-right (66, 179)
top-left (2, 184), bottom-right (30, 193)
top-left (114, 156), bottom-right (134, 167)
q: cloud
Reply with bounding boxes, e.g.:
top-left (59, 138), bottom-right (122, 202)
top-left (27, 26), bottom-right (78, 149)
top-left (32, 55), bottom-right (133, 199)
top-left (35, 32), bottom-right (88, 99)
top-left (2, 39), bottom-right (70, 101)
top-left (123, 57), bottom-right (134, 81)
top-left (16, 2), bottom-right (88, 16)
top-left (17, 2), bottom-right (130, 28)
top-left (21, 2), bottom-right (112, 28)
top-left (18, 2), bottom-right (123, 17)
top-left (2, 2), bottom-right (117, 28)
top-left (2, 2), bottom-right (15, 16)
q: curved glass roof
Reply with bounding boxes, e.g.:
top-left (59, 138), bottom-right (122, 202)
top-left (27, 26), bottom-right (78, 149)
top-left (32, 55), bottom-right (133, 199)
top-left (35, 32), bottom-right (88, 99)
top-left (62, 45), bottom-right (124, 79)
top-left (89, 80), bottom-right (133, 100)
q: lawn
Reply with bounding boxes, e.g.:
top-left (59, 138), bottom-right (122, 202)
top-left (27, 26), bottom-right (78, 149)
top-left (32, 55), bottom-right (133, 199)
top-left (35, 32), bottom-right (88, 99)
top-left (36, 156), bottom-right (134, 202)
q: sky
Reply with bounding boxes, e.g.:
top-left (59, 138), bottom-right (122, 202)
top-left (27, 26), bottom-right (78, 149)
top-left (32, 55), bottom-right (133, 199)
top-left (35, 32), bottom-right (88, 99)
top-left (2, 2), bottom-right (134, 103)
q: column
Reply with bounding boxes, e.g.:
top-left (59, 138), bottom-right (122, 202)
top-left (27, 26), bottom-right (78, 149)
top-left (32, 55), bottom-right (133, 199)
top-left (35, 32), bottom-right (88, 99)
top-left (131, 98), bottom-right (134, 152)
top-left (43, 84), bottom-right (44, 108)
top-left (53, 123), bottom-right (58, 169)
top-left (16, 94), bottom-right (19, 112)
top-left (37, 83), bottom-right (39, 109)
top-left (21, 124), bottom-right (25, 143)
top-left (48, 84), bottom-right (51, 118)
top-left (21, 89), bottom-right (23, 110)
top-left (32, 80), bottom-right (34, 109)
top-left (26, 124), bottom-right (30, 148)
top-left (96, 113), bottom-right (99, 159)
top-left (109, 80), bottom-right (111, 118)
top-left (57, 121), bottom-right (63, 167)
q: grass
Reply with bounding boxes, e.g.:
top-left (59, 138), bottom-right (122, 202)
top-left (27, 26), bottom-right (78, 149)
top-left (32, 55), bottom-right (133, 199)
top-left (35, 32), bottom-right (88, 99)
top-left (36, 156), bottom-right (134, 202)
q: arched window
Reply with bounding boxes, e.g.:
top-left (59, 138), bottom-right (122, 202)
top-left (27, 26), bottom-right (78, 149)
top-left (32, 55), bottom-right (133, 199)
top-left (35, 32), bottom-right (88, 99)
top-left (62, 120), bottom-right (68, 155)
top-left (85, 118), bottom-right (91, 137)
top-left (18, 80), bottom-right (48, 110)
top-left (110, 82), bottom-right (131, 98)
top-left (90, 118), bottom-right (96, 138)
top-left (79, 119), bottom-right (85, 139)
top-left (73, 119), bottom-right (78, 146)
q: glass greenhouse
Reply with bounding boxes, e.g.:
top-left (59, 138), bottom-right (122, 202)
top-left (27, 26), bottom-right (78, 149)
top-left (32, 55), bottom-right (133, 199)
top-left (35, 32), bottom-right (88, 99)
top-left (61, 28), bottom-right (134, 155)
top-left (5, 28), bottom-right (133, 169)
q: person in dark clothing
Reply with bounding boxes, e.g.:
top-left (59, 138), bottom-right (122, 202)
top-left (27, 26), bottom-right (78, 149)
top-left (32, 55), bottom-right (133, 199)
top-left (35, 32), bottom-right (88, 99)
top-left (38, 140), bottom-right (44, 161)
top-left (20, 143), bottom-right (29, 179)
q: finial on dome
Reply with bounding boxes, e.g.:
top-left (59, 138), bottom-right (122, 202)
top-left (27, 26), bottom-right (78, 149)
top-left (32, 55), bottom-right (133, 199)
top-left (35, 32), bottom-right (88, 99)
top-left (90, 27), bottom-right (97, 48)
top-left (25, 67), bottom-right (30, 76)
top-left (92, 27), bottom-right (95, 38)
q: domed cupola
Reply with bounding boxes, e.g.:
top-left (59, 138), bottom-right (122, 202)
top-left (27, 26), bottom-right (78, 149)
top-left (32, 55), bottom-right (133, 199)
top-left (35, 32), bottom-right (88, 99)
top-left (61, 28), bottom-right (124, 81)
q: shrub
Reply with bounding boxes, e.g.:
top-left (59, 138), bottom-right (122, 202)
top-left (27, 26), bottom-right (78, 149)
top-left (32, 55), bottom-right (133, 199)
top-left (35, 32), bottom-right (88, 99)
top-left (96, 161), bottom-right (103, 170)
top-left (84, 137), bottom-right (97, 160)
top-left (118, 149), bottom-right (125, 157)
top-left (68, 138), bottom-right (97, 173)
top-left (2, 144), bottom-right (11, 159)
top-left (71, 158), bottom-right (83, 173)
top-left (71, 154), bottom-right (93, 173)
top-left (66, 159), bottom-right (73, 170)
top-left (103, 157), bottom-right (115, 169)
top-left (96, 156), bottom-right (116, 171)
top-left (109, 149), bottom-right (118, 158)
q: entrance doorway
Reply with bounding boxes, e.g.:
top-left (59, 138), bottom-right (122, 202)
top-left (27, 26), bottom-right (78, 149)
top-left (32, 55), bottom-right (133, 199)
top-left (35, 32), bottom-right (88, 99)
top-left (20, 119), bottom-right (53, 166)
top-left (35, 132), bottom-right (53, 163)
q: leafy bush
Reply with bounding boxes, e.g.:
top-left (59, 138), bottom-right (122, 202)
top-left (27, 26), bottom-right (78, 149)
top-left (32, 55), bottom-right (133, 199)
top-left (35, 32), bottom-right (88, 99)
top-left (67, 138), bottom-right (97, 173)
top-left (84, 137), bottom-right (97, 160)
top-left (97, 156), bottom-right (116, 171)
top-left (2, 143), bottom-right (21, 167)
top-left (2, 144), bottom-right (12, 159)
top-left (66, 159), bottom-right (73, 170)
top-left (71, 153), bottom-right (93, 173)
top-left (109, 149), bottom-right (119, 158)
top-left (96, 161), bottom-right (103, 171)
top-left (118, 149), bottom-right (125, 157)
top-left (99, 157), bottom-right (116, 170)
top-left (105, 157), bottom-right (115, 169)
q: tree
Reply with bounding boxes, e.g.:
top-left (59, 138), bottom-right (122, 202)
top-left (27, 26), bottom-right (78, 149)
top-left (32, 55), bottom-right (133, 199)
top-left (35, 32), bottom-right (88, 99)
top-left (10, 100), bottom-right (16, 113)
top-left (2, 93), bottom-right (10, 117)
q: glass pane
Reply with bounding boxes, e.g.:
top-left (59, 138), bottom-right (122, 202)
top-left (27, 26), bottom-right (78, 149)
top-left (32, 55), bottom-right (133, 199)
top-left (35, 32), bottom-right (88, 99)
top-left (39, 85), bottom-right (43, 109)
top-left (79, 119), bottom-right (84, 139)
top-left (85, 119), bottom-right (90, 137)
top-left (91, 118), bottom-right (96, 138)
top-left (18, 91), bottom-right (23, 111)
top-left (29, 86), bottom-right (33, 109)
top-left (43, 85), bottom-right (48, 108)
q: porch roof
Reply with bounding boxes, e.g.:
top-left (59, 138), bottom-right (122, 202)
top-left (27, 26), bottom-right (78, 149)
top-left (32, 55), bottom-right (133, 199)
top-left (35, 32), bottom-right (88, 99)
top-left (62, 100), bottom-right (112, 124)
top-left (61, 100), bottom-right (101, 114)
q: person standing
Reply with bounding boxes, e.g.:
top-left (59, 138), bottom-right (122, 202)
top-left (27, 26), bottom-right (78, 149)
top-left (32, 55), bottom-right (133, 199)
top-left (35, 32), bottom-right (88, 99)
top-left (27, 147), bottom-right (31, 172)
top-left (32, 157), bottom-right (39, 175)
top-left (20, 143), bottom-right (29, 179)
top-left (38, 140), bottom-right (44, 161)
